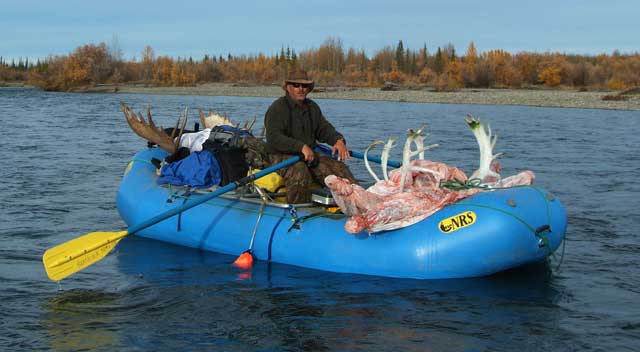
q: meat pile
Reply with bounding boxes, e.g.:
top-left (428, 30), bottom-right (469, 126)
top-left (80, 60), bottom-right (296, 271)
top-left (325, 116), bottom-right (535, 234)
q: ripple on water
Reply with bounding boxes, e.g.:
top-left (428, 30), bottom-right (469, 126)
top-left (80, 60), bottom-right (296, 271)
top-left (2, 88), bottom-right (640, 351)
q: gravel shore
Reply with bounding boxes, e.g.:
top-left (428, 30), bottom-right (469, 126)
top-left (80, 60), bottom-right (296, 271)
top-left (96, 83), bottom-right (640, 111)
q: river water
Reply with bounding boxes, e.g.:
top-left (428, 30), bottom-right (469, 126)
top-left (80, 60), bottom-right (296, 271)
top-left (1, 87), bottom-right (638, 351)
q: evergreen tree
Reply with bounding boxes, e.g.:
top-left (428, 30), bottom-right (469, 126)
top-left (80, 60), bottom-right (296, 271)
top-left (405, 47), bottom-right (411, 74)
top-left (419, 43), bottom-right (429, 71)
top-left (411, 53), bottom-right (417, 75)
top-left (395, 40), bottom-right (405, 72)
top-left (279, 46), bottom-right (286, 65)
top-left (434, 47), bottom-right (444, 74)
top-left (290, 49), bottom-right (298, 70)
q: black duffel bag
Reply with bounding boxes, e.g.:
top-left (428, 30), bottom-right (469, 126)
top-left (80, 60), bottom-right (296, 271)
top-left (202, 126), bottom-right (249, 186)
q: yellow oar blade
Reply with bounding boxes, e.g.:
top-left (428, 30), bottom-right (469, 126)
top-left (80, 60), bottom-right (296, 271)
top-left (42, 230), bottom-right (129, 281)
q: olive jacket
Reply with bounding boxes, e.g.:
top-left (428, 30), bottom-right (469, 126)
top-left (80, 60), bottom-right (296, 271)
top-left (264, 95), bottom-right (344, 155)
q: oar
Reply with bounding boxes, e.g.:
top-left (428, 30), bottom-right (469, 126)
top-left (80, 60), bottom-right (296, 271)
top-left (314, 144), bottom-right (402, 168)
top-left (349, 150), bottom-right (401, 168)
top-left (42, 155), bottom-right (302, 281)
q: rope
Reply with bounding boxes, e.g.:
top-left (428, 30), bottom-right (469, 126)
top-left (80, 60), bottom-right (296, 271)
top-left (439, 178), bottom-right (490, 191)
top-left (554, 234), bottom-right (567, 272)
top-left (454, 202), bottom-right (538, 234)
top-left (528, 186), bottom-right (567, 271)
top-left (455, 186), bottom-right (555, 255)
top-left (443, 184), bottom-right (559, 260)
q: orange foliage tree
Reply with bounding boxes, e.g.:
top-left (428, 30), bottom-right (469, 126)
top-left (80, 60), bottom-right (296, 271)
top-left (23, 39), bottom-right (640, 92)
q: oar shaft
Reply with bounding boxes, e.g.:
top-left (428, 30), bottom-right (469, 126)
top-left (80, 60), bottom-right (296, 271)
top-left (314, 144), bottom-right (401, 168)
top-left (127, 156), bottom-right (301, 235)
top-left (349, 150), bottom-right (401, 168)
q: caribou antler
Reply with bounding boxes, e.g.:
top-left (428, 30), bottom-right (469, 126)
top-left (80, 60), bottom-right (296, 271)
top-left (398, 125), bottom-right (439, 192)
top-left (121, 102), bottom-right (188, 153)
top-left (465, 114), bottom-right (502, 184)
top-left (198, 108), bottom-right (234, 129)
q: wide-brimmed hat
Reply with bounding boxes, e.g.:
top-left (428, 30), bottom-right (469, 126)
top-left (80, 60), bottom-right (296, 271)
top-left (283, 69), bottom-right (314, 90)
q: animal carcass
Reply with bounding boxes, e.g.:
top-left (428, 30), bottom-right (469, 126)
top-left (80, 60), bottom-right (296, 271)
top-left (326, 117), bottom-right (535, 234)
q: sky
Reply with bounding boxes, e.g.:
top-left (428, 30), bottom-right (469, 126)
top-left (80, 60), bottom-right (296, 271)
top-left (1, 0), bottom-right (638, 62)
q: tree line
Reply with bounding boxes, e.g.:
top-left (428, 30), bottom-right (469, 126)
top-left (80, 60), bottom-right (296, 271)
top-left (1, 37), bottom-right (638, 91)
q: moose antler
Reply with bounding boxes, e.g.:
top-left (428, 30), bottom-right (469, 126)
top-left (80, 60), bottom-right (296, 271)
top-left (121, 102), bottom-right (188, 153)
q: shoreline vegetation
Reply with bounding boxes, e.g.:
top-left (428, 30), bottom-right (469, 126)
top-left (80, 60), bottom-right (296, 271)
top-left (1, 38), bottom-right (639, 110)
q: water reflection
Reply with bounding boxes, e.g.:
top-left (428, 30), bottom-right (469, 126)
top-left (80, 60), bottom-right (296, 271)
top-left (43, 290), bottom-right (121, 351)
top-left (47, 235), bottom-right (563, 351)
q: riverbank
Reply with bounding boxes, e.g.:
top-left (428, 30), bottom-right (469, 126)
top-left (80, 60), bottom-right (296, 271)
top-left (70, 82), bottom-right (640, 111)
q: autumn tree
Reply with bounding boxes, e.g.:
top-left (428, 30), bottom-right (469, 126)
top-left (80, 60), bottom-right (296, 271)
top-left (435, 60), bottom-right (463, 91)
top-left (538, 66), bottom-right (562, 87)
top-left (141, 45), bottom-right (155, 82)
top-left (462, 41), bottom-right (478, 87)
top-left (513, 52), bottom-right (539, 86)
top-left (153, 56), bottom-right (173, 85)
top-left (21, 37), bottom-right (640, 91)
top-left (383, 60), bottom-right (407, 83)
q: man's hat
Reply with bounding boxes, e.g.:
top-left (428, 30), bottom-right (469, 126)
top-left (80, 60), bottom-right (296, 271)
top-left (283, 69), bottom-right (314, 90)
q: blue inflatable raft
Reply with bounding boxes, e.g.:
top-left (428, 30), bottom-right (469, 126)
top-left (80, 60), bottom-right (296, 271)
top-left (116, 148), bottom-right (567, 280)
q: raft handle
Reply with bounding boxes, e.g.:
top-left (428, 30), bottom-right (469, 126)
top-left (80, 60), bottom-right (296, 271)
top-left (535, 225), bottom-right (551, 248)
top-left (535, 224), bottom-right (551, 235)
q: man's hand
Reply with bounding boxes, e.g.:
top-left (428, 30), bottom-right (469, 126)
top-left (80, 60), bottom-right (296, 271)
top-left (332, 138), bottom-right (350, 161)
top-left (301, 144), bottom-right (314, 162)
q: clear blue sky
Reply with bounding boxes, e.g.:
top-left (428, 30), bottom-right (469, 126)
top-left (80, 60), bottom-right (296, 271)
top-left (1, 0), bottom-right (638, 62)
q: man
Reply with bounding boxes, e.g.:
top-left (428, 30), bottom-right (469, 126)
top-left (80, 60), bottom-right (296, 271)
top-left (264, 69), bottom-right (357, 204)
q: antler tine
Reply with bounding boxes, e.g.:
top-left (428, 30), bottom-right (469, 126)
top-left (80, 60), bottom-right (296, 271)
top-left (177, 107), bottom-right (189, 140)
top-left (381, 137), bottom-right (397, 181)
top-left (245, 115), bottom-right (257, 132)
top-left (168, 109), bottom-right (180, 140)
top-left (121, 102), bottom-right (178, 154)
top-left (364, 140), bottom-right (384, 182)
top-left (198, 109), bottom-right (206, 130)
top-left (145, 104), bottom-right (163, 133)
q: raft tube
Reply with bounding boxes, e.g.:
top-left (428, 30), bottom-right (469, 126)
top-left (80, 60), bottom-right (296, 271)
top-left (116, 148), bottom-right (567, 280)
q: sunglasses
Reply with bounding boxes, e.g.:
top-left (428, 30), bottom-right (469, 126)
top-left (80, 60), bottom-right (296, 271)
top-left (290, 83), bottom-right (311, 89)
